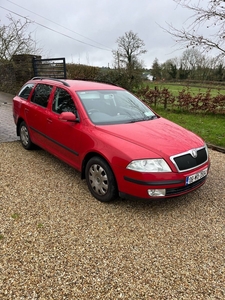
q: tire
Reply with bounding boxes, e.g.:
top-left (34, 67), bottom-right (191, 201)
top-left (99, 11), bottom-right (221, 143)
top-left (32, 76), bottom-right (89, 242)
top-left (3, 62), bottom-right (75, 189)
top-left (85, 156), bottom-right (118, 202)
top-left (19, 121), bottom-right (34, 150)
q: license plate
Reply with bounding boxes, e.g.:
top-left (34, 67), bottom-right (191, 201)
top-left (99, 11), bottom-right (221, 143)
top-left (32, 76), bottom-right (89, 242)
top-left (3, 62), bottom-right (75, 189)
top-left (185, 168), bottom-right (208, 185)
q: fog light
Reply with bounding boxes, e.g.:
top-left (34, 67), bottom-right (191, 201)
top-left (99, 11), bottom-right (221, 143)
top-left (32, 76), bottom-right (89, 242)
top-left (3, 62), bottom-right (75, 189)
top-left (148, 189), bottom-right (166, 197)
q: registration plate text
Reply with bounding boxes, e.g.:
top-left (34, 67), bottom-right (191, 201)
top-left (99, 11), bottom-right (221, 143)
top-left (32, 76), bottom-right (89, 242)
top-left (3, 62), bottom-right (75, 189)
top-left (185, 168), bottom-right (208, 185)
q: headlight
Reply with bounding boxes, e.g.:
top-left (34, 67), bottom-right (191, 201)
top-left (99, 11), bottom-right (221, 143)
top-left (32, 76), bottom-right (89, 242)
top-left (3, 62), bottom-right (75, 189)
top-left (126, 159), bottom-right (172, 172)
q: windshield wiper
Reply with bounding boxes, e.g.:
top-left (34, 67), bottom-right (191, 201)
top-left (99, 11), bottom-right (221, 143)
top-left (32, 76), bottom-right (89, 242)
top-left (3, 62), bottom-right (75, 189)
top-left (146, 115), bottom-right (157, 120)
top-left (125, 119), bottom-right (143, 123)
top-left (125, 115), bottom-right (157, 123)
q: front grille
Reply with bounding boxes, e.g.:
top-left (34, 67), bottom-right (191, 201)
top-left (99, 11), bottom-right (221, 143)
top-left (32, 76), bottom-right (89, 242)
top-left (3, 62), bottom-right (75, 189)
top-left (166, 177), bottom-right (206, 196)
top-left (171, 147), bottom-right (208, 172)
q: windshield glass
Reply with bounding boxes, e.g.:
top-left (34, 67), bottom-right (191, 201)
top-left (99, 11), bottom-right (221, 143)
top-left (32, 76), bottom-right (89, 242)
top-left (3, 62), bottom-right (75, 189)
top-left (76, 90), bottom-right (157, 125)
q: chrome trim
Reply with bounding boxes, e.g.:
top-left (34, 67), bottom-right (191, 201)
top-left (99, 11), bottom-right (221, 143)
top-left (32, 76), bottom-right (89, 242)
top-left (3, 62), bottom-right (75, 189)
top-left (170, 145), bottom-right (208, 173)
top-left (191, 149), bottom-right (198, 158)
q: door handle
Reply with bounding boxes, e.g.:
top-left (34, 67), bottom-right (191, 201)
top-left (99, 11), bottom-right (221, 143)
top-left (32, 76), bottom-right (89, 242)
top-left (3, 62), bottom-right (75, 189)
top-left (47, 118), bottom-right (52, 123)
top-left (25, 108), bottom-right (29, 113)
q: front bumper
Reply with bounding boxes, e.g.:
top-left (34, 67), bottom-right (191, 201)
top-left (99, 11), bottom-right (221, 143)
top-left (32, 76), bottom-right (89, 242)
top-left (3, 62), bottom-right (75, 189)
top-left (117, 162), bottom-right (210, 200)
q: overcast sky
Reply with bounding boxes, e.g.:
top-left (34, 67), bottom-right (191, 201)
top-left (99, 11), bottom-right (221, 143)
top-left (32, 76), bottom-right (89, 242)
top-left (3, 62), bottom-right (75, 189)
top-left (1, 0), bottom-right (194, 68)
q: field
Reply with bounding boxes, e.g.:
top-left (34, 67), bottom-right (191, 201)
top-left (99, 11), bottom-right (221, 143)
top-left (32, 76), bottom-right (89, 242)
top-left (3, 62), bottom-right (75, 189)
top-left (143, 82), bottom-right (225, 149)
top-left (147, 81), bottom-right (225, 97)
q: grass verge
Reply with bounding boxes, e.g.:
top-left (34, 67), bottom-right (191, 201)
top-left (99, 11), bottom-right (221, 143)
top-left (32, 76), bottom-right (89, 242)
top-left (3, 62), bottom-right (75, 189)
top-left (147, 82), bottom-right (225, 97)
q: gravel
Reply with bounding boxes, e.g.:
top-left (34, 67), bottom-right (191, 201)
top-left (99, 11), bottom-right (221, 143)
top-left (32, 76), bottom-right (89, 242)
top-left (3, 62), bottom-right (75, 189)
top-left (0, 141), bottom-right (224, 299)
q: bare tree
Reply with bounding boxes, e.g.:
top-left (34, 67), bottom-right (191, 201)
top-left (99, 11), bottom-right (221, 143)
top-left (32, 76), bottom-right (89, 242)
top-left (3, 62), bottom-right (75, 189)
top-left (180, 49), bottom-right (204, 70)
top-left (166, 0), bottom-right (225, 57)
top-left (112, 30), bottom-right (147, 90)
top-left (113, 30), bottom-right (147, 70)
top-left (0, 14), bottom-right (38, 61)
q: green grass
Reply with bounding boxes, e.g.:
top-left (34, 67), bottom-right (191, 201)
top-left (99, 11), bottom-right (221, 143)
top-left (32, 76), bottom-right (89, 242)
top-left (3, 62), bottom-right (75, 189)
top-left (155, 108), bottom-right (225, 148)
top-left (11, 213), bottom-right (20, 220)
top-left (147, 82), bottom-right (225, 97)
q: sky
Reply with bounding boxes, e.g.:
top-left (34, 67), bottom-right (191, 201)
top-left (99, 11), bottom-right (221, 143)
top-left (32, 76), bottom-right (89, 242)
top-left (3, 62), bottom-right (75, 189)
top-left (0, 0), bottom-right (195, 68)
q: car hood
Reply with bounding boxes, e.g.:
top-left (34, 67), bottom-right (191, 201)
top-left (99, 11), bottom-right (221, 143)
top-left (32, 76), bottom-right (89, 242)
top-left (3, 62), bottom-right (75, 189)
top-left (97, 117), bottom-right (204, 157)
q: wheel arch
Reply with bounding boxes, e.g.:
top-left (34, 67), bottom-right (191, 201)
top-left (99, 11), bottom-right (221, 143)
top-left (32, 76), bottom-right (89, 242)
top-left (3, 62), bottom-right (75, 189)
top-left (16, 117), bottom-right (26, 136)
top-left (81, 151), bottom-right (114, 180)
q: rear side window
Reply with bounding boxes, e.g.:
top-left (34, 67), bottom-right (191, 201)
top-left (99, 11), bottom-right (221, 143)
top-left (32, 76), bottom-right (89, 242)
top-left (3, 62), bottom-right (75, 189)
top-left (18, 83), bottom-right (34, 100)
top-left (31, 84), bottom-right (53, 108)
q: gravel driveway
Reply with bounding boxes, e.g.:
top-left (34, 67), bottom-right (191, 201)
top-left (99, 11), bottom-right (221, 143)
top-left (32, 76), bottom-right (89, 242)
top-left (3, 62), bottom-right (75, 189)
top-left (0, 141), bottom-right (224, 299)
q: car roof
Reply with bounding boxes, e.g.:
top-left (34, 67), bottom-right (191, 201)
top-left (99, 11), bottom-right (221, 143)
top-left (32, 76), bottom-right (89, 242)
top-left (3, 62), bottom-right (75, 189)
top-left (29, 77), bottom-right (124, 91)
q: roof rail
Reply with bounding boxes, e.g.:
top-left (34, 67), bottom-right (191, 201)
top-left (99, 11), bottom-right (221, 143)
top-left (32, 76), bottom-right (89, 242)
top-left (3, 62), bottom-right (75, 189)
top-left (75, 78), bottom-right (119, 87)
top-left (31, 77), bottom-right (70, 87)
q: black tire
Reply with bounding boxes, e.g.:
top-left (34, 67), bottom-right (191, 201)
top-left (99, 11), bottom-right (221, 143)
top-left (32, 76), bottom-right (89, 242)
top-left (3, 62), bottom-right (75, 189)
top-left (19, 121), bottom-right (34, 150)
top-left (85, 156), bottom-right (118, 202)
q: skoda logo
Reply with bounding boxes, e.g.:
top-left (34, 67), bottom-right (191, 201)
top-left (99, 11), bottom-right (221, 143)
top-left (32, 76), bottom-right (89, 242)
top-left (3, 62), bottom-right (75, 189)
top-left (191, 149), bottom-right (198, 158)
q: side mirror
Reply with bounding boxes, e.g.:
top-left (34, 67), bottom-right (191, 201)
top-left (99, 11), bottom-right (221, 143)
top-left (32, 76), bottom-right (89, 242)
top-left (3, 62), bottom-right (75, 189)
top-left (58, 112), bottom-right (77, 122)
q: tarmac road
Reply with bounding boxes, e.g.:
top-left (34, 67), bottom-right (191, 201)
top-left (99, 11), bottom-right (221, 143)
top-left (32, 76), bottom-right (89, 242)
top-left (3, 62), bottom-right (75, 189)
top-left (0, 92), bottom-right (19, 143)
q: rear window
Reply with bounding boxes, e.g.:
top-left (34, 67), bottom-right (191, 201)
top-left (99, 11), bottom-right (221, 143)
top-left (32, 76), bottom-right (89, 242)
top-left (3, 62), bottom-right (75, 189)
top-left (18, 83), bottom-right (34, 100)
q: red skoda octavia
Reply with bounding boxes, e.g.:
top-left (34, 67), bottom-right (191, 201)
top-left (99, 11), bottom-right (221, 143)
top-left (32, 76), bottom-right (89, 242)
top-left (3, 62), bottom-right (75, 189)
top-left (13, 78), bottom-right (210, 202)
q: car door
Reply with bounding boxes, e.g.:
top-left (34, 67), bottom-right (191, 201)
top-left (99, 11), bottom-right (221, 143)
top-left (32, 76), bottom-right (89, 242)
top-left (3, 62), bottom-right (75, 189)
top-left (45, 87), bottom-right (82, 169)
top-left (25, 83), bottom-right (53, 147)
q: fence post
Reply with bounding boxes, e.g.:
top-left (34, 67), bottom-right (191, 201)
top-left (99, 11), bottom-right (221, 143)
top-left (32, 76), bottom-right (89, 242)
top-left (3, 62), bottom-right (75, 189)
top-left (164, 97), bottom-right (167, 109)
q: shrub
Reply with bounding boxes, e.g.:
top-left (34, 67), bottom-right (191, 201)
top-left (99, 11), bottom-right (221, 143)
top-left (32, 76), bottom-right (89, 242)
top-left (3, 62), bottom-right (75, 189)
top-left (136, 85), bottom-right (225, 114)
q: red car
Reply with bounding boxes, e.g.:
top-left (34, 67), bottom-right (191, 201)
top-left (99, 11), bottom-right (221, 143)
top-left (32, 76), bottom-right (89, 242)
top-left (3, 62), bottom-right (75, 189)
top-left (13, 77), bottom-right (210, 202)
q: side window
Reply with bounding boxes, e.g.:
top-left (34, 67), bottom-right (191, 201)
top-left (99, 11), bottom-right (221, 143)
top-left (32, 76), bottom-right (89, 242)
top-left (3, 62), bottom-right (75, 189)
top-left (31, 84), bottom-right (53, 108)
top-left (52, 88), bottom-right (76, 115)
top-left (18, 83), bottom-right (34, 100)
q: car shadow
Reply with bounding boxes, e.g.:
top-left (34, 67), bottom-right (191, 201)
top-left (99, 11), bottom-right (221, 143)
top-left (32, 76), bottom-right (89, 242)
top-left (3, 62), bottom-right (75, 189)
top-left (17, 143), bottom-right (206, 216)
top-left (110, 188), bottom-right (203, 215)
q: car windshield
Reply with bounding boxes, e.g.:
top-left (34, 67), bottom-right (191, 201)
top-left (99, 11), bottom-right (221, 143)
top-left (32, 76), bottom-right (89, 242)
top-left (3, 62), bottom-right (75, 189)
top-left (77, 90), bottom-right (157, 125)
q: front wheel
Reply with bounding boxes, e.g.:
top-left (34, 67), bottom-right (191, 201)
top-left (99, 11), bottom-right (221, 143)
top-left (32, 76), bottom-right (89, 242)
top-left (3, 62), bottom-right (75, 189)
top-left (19, 121), bottom-right (34, 150)
top-left (85, 156), bottom-right (118, 202)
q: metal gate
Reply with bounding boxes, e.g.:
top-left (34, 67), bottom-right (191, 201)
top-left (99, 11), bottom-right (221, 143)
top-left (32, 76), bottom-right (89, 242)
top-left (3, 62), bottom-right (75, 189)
top-left (32, 57), bottom-right (67, 79)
